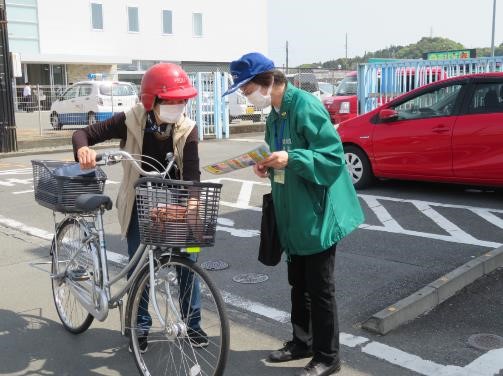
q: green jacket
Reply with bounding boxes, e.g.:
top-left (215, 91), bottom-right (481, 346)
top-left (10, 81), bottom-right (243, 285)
top-left (265, 83), bottom-right (364, 256)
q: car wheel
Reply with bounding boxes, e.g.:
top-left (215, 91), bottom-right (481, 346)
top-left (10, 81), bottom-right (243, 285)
top-left (87, 112), bottom-right (97, 126)
top-left (344, 145), bottom-right (374, 189)
top-left (50, 112), bottom-right (62, 130)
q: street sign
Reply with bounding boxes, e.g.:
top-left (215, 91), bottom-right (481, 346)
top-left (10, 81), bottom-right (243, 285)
top-left (423, 49), bottom-right (476, 60)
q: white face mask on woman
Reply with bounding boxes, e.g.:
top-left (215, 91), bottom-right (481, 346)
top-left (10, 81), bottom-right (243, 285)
top-left (246, 85), bottom-right (272, 110)
top-left (157, 104), bottom-right (185, 124)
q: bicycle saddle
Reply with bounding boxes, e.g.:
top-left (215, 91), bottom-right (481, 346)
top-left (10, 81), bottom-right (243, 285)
top-left (75, 194), bottom-right (113, 212)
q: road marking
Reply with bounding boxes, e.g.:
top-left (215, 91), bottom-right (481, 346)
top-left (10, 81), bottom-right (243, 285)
top-left (1, 215), bottom-right (501, 376)
top-left (0, 168), bottom-right (31, 175)
top-left (217, 217), bottom-right (260, 238)
top-left (209, 179), bottom-right (503, 248)
top-left (0, 178), bottom-right (33, 187)
top-left (206, 178), bottom-right (268, 212)
top-left (359, 196), bottom-right (403, 231)
top-left (13, 189), bottom-right (34, 195)
top-left (228, 138), bottom-right (265, 143)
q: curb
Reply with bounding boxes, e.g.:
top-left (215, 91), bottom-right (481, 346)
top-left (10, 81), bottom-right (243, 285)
top-left (362, 246), bottom-right (503, 335)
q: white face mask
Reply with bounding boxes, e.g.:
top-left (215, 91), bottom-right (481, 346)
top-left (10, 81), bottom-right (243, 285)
top-left (158, 104), bottom-right (185, 124)
top-left (246, 86), bottom-right (272, 110)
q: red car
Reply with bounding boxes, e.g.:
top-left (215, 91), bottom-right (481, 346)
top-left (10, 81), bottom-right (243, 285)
top-left (338, 72), bottom-right (503, 189)
top-left (323, 71), bottom-right (358, 124)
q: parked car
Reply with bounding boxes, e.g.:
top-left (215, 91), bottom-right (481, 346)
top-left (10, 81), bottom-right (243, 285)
top-left (286, 73), bottom-right (321, 100)
top-left (50, 81), bottom-right (138, 129)
top-left (338, 72), bottom-right (503, 189)
top-left (318, 81), bottom-right (337, 101)
top-left (323, 71), bottom-right (358, 124)
top-left (325, 68), bottom-right (445, 125)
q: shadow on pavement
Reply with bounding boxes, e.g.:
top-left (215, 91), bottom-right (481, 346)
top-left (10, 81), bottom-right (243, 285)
top-left (0, 308), bottom-right (304, 376)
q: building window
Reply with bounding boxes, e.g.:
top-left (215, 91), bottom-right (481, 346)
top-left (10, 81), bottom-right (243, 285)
top-left (192, 13), bottom-right (203, 37)
top-left (91, 3), bottom-right (103, 30)
top-left (162, 10), bottom-right (173, 34)
top-left (128, 6), bottom-right (139, 32)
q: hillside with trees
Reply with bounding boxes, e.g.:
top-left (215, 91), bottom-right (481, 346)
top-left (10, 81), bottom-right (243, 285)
top-left (300, 37), bottom-right (503, 69)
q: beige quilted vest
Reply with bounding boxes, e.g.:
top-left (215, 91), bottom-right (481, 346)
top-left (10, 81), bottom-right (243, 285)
top-left (116, 103), bottom-right (196, 237)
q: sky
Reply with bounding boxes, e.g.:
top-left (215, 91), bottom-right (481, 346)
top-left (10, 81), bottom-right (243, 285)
top-left (268, 0), bottom-right (503, 67)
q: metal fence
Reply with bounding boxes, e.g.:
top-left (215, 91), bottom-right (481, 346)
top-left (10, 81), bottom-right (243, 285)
top-left (11, 67), bottom-right (348, 139)
top-left (357, 57), bottom-right (503, 114)
top-left (12, 79), bottom-right (231, 140)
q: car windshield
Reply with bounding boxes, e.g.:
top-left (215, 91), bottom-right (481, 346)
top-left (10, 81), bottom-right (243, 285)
top-left (99, 83), bottom-right (135, 96)
top-left (319, 82), bottom-right (335, 95)
top-left (336, 76), bottom-right (357, 96)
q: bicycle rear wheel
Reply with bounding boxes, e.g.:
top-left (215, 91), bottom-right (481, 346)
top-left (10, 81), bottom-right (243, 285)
top-left (128, 255), bottom-right (229, 376)
top-left (52, 217), bottom-right (100, 334)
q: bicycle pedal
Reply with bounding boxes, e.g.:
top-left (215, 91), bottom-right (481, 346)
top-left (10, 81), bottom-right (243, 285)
top-left (68, 267), bottom-right (91, 281)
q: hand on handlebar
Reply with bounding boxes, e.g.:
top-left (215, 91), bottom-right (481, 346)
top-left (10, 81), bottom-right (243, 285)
top-left (77, 146), bottom-right (97, 169)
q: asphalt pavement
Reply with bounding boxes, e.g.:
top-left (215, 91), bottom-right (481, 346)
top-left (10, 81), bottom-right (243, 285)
top-left (1, 133), bottom-right (503, 376)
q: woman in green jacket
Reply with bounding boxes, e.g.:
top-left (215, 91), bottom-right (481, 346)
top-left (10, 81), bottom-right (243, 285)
top-left (224, 53), bottom-right (364, 376)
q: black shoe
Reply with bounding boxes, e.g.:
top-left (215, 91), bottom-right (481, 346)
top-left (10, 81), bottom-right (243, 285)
top-left (295, 359), bottom-right (341, 376)
top-left (129, 335), bottom-right (148, 354)
top-left (267, 341), bottom-right (313, 363)
top-left (188, 328), bottom-right (209, 348)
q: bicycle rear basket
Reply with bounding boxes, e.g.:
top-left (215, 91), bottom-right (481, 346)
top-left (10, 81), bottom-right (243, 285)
top-left (135, 177), bottom-right (222, 248)
top-left (32, 160), bottom-right (107, 213)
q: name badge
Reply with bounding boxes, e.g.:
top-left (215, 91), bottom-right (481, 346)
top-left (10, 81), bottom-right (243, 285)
top-left (274, 169), bottom-right (285, 184)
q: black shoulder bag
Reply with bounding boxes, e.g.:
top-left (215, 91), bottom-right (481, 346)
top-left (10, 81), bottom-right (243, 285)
top-left (258, 193), bottom-right (283, 266)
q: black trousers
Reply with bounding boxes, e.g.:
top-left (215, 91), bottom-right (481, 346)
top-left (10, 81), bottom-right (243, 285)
top-left (288, 244), bottom-right (339, 364)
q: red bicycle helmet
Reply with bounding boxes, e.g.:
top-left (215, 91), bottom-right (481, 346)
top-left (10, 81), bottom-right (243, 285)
top-left (140, 63), bottom-right (197, 110)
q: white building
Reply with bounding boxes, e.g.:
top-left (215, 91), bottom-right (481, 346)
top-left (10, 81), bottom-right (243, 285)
top-left (6, 0), bottom-right (268, 85)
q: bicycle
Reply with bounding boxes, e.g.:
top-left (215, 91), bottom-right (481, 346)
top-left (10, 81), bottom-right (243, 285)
top-left (31, 150), bottom-right (229, 376)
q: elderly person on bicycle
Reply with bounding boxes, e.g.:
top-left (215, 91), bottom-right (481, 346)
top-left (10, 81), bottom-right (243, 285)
top-left (72, 63), bottom-right (208, 352)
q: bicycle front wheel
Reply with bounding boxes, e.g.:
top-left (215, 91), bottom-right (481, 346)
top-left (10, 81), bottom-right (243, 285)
top-left (128, 255), bottom-right (229, 376)
top-left (52, 217), bottom-right (101, 334)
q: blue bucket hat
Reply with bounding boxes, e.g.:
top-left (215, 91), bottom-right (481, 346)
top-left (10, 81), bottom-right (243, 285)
top-left (222, 52), bottom-right (275, 96)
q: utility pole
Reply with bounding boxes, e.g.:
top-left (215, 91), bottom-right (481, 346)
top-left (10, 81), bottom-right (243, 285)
top-left (0, 0), bottom-right (17, 152)
top-left (285, 40), bottom-right (289, 74)
top-left (345, 33), bottom-right (348, 60)
top-left (345, 33), bottom-right (348, 70)
top-left (491, 0), bottom-right (496, 57)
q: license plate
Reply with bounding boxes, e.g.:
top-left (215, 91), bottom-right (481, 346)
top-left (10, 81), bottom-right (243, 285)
top-left (246, 106), bottom-right (255, 114)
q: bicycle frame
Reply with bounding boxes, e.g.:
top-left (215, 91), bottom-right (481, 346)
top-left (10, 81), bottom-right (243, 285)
top-left (52, 206), bottom-right (184, 331)
top-left (50, 150), bottom-right (199, 335)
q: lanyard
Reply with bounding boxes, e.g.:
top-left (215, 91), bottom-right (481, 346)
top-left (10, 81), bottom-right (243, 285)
top-left (274, 119), bottom-right (287, 151)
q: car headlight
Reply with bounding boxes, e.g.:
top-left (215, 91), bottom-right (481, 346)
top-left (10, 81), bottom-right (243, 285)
top-left (339, 101), bottom-right (350, 114)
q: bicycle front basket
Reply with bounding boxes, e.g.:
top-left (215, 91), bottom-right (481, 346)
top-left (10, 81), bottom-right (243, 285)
top-left (32, 160), bottom-right (107, 213)
top-left (135, 177), bottom-right (222, 248)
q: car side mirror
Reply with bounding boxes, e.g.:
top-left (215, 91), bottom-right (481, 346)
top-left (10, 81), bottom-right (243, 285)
top-left (379, 109), bottom-right (398, 122)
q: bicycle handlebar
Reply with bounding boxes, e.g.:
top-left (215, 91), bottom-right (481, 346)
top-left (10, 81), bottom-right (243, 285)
top-left (95, 150), bottom-right (176, 178)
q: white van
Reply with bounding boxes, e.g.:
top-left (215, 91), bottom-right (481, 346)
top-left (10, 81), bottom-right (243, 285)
top-left (50, 81), bottom-right (138, 129)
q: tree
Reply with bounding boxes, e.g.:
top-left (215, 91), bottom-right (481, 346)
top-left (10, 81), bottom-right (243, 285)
top-left (395, 37), bottom-right (464, 59)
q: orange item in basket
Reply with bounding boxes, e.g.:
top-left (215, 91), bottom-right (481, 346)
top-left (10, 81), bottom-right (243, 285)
top-left (149, 204), bottom-right (187, 223)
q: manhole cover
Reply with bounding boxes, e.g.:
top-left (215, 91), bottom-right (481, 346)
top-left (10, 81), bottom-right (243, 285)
top-left (200, 260), bottom-right (229, 271)
top-left (468, 333), bottom-right (503, 351)
top-left (232, 273), bottom-right (269, 284)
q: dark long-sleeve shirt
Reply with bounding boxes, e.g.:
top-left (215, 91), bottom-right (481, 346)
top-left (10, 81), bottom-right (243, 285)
top-left (72, 112), bottom-right (200, 181)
